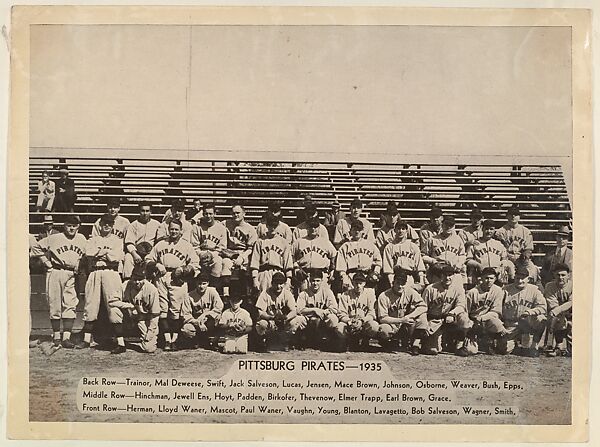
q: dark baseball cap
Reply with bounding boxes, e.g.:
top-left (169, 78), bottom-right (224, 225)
top-left (442, 215), bottom-right (456, 227)
top-left (482, 219), bottom-right (497, 229)
top-left (350, 219), bottom-right (364, 231)
top-left (64, 215), bottom-right (81, 225)
top-left (430, 207), bottom-right (443, 218)
top-left (471, 208), bottom-right (484, 219)
top-left (350, 198), bottom-right (363, 209)
top-left (271, 272), bottom-right (287, 285)
top-left (195, 271), bottom-right (211, 283)
top-left (507, 206), bottom-right (521, 216)
top-left (130, 265), bottom-right (146, 280)
top-left (437, 262), bottom-right (455, 276)
top-left (515, 267), bottom-right (530, 278)
top-left (268, 202), bottom-right (281, 213)
top-left (307, 217), bottom-right (320, 229)
top-left (386, 201), bottom-right (398, 213)
top-left (480, 267), bottom-right (497, 277)
top-left (172, 199), bottom-right (186, 211)
top-left (106, 197), bottom-right (121, 207)
top-left (266, 214), bottom-right (280, 228)
top-left (352, 271), bottom-right (367, 283)
top-left (100, 214), bottom-right (115, 226)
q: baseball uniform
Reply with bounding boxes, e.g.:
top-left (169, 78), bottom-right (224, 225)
top-left (465, 284), bottom-right (505, 334)
top-left (83, 233), bottom-right (125, 323)
top-left (458, 224), bottom-right (484, 248)
top-left (255, 287), bottom-right (303, 335)
top-left (118, 279), bottom-right (161, 352)
top-left (92, 215), bottom-right (130, 240)
top-left (191, 220), bottom-right (228, 277)
top-left (256, 220), bottom-right (293, 244)
top-left (382, 240), bottom-right (425, 287)
top-left (377, 286), bottom-right (428, 340)
top-left (375, 224), bottom-right (419, 252)
top-left (30, 232), bottom-right (87, 320)
top-left (544, 279), bottom-right (572, 330)
top-left (218, 306), bottom-right (253, 334)
top-left (146, 237), bottom-right (200, 319)
top-left (123, 218), bottom-right (160, 278)
top-left (223, 219), bottom-right (258, 273)
top-left (156, 218), bottom-right (193, 243)
top-left (250, 235), bottom-right (293, 292)
top-left (495, 223), bottom-right (534, 263)
top-left (334, 217), bottom-right (375, 247)
top-left (292, 222), bottom-right (330, 242)
top-left (180, 286), bottom-right (224, 339)
top-left (337, 287), bottom-right (379, 338)
top-left (337, 239), bottom-right (382, 275)
top-left (419, 222), bottom-right (442, 252)
top-left (292, 235), bottom-right (337, 271)
top-left (296, 287), bottom-right (340, 333)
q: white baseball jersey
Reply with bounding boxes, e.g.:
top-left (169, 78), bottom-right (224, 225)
top-left (146, 237), bottom-right (199, 271)
top-left (422, 282), bottom-right (467, 319)
top-left (292, 236), bottom-right (337, 270)
top-left (124, 218), bottom-right (160, 249)
top-left (458, 224), bottom-right (484, 247)
top-left (292, 222), bottom-right (329, 242)
top-left (30, 232), bottom-right (87, 269)
top-left (192, 221), bottom-right (228, 253)
top-left (297, 288), bottom-right (338, 313)
top-left (467, 237), bottom-right (508, 269)
top-left (419, 222), bottom-right (442, 251)
top-left (223, 219), bottom-right (258, 251)
top-left (334, 217), bottom-right (375, 245)
top-left (122, 280), bottom-right (161, 316)
top-left (465, 284), bottom-right (504, 320)
top-left (424, 232), bottom-right (466, 270)
top-left (336, 239), bottom-right (382, 273)
top-left (544, 280), bottom-right (572, 313)
top-left (382, 240), bottom-right (425, 274)
top-left (92, 215), bottom-right (130, 240)
top-left (250, 235), bottom-right (293, 271)
top-left (219, 307), bottom-right (253, 329)
top-left (495, 224), bottom-right (534, 258)
top-left (256, 288), bottom-right (296, 314)
top-left (502, 283), bottom-right (546, 324)
top-left (85, 234), bottom-right (125, 265)
top-left (375, 225), bottom-right (419, 252)
top-left (181, 286), bottom-right (224, 323)
top-left (256, 221), bottom-right (293, 244)
top-left (377, 286), bottom-right (427, 320)
top-left (337, 288), bottom-right (377, 321)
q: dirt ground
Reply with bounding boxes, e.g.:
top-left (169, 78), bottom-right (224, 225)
top-left (29, 340), bottom-right (571, 425)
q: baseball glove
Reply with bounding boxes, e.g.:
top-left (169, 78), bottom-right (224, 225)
top-left (199, 251), bottom-right (215, 269)
top-left (38, 341), bottom-right (61, 356)
top-left (144, 260), bottom-right (161, 280)
top-left (136, 241), bottom-right (153, 258)
top-left (293, 268), bottom-right (309, 287)
top-left (181, 264), bottom-right (195, 279)
top-left (274, 309), bottom-right (286, 329)
top-left (366, 271), bottom-right (380, 287)
top-left (348, 318), bottom-right (363, 335)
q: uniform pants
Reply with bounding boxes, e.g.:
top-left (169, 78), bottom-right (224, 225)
top-left (256, 316), bottom-right (305, 336)
top-left (423, 312), bottom-right (471, 351)
top-left (137, 316), bottom-right (159, 353)
top-left (84, 270), bottom-right (122, 322)
top-left (46, 269), bottom-right (78, 320)
top-left (378, 313), bottom-right (429, 341)
top-left (497, 315), bottom-right (547, 354)
top-left (155, 272), bottom-right (188, 319)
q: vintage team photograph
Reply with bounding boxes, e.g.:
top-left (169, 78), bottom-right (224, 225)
top-left (16, 8), bottom-right (587, 434)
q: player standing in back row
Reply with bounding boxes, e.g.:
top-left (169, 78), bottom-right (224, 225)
top-left (333, 198), bottom-right (375, 249)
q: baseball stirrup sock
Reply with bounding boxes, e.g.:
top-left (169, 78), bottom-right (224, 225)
top-left (50, 319), bottom-right (61, 335)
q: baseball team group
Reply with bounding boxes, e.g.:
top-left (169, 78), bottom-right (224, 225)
top-left (28, 195), bottom-right (573, 358)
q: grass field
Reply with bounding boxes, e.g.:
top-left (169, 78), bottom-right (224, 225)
top-left (29, 341), bottom-right (571, 425)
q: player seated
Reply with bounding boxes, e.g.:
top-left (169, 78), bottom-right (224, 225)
top-left (542, 263), bottom-right (572, 357)
top-left (499, 267), bottom-right (547, 357)
top-left (421, 263), bottom-right (470, 355)
top-left (109, 264), bottom-right (160, 354)
top-left (180, 272), bottom-right (224, 349)
top-left (254, 272), bottom-right (304, 352)
top-left (376, 268), bottom-right (428, 355)
top-left (216, 295), bottom-right (253, 354)
top-left (295, 270), bottom-right (340, 350)
top-left (465, 219), bottom-right (513, 287)
top-left (336, 272), bottom-right (379, 352)
top-left (381, 220), bottom-right (425, 293)
top-left (460, 268), bottom-right (507, 356)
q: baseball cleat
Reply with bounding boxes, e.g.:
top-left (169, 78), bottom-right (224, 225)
top-left (74, 340), bottom-right (90, 349)
top-left (455, 347), bottom-right (470, 357)
top-left (111, 345), bottom-right (126, 354)
top-left (409, 345), bottom-right (421, 356)
top-left (53, 339), bottom-right (61, 347)
top-left (422, 347), bottom-right (438, 355)
top-left (163, 342), bottom-right (173, 352)
top-left (61, 339), bottom-right (76, 349)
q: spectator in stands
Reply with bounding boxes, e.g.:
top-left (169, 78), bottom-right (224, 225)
top-left (541, 226), bottom-right (572, 286)
top-left (54, 168), bottom-right (76, 212)
top-left (494, 206), bottom-right (534, 264)
top-left (37, 214), bottom-right (60, 241)
top-left (323, 200), bottom-right (345, 240)
top-left (256, 202), bottom-right (293, 244)
top-left (36, 171), bottom-right (55, 212)
top-left (186, 198), bottom-right (204, 224)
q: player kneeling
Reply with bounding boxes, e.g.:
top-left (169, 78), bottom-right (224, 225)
top-left (460, 268), bottom-right (507, 356)
top-left (295, 271), bottom-right (340, 350)
top-left (255, 272), bottom-right (304, 352)
top-left (377, 268), bottom-right (428, 355)
top-left (542, 263), bottom-right (572, 357)
top-left (216, 295), bottom-right (253, 354)
top-left (421, 263), bottom-right (470, 355)
top-left (179, 272), bottom-right (224, 350)
top-left (499, 267), bottom-right (547, 357)
top-left (336, 272), bottom-right (379, 352)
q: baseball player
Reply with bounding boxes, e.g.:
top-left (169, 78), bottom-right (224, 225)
top-left (295, 270), bottom-right (339, 349)
top-left (458, 208), bottom-right (485, 249)
top-left (513, 249), bottom-right (542, 289)
top-left (145, 219), bottom-right (199, 351)
top-left (185, 198), bottom-right (204, 224)
top-left (77, 214), bottom-right (125, 349)
top-left (494, 206), bottom-right (534, 263)
top-left (222, 204), bottom-right (258, 296)
top-left (116, 264), bottom-right (161, 353)
top-left (323, 200), bottom-right (345, 240)
top-left (123, 201), bottom-right (160, 279)
top-left (180, 272), bottom-right (224, 349)
top-left (461, 267), bottom-right (507, 356)
top-left (336, 272), bottom-right (380, 351)
top-left (29, 215), bottom-right (87, 348)
top-left (217, 295), bottom-right (253, 353)
top-left (422, 215), bottom-right (466, 286)
top-left (541, 226), bottom-right (572, 285)
top-left (256, 202), bottom-right (293, 244)
top-left (382, 220), bottom-right (426, 291)
top-left (336, 219), bottom-right (382, 291)
top-left (375, 201), bottom-right (419, 251)
top-left (91, 198), bottom-right (130, 240)
top-left (291, 217), bottom-right (337, 291)
top-left (249, 214), bottom-right (293, 292)
top-left (466, 219), bottom-right (512, 286)
top-left (191, 203), bottom-right (228, 287)
top-left (500, 267), bottom-right (547, 357)
top-left (156, 199), bottom-right (193, 243)
top-left (542, 263), bottom-right (572, 357)
top-left (419, 206), bottom-right (444, 252)
top-left (333, 198), bottom-right (375, 249)
top-left (255, 272), bottom-right (304, 352)
top-left (377, 268), bottom-right (428, 355)
top-left (292, 204), bottom-right (329, 242)
top-left (421, 263), bottom-right (470, 355)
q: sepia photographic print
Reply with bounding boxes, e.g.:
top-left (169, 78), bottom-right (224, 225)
top-left (7, 6), bottom-right (592, 443)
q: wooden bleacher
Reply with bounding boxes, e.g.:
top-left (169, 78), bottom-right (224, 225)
top-left (28, 157), bottom-right (571, 331)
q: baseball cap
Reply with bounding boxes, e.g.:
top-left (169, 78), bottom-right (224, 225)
top-left (271, 272), bottom-right (287, 285)
top-left (350, 219), bottom-right (364, 231)
top-left (303, 194), bottom-right (313, 202)
top-left (442, 215), bottom-right (456, 227)
top-left (386, 201), bottom-right (398, 214)
top-left (64, 215), bottom-right (81, 225)
top-left (304, 204), bottom-right (318, 218)
top-left (430, 207), bottom-right (443, 218)
top-left (557, 225), bottom-right (571, 236)
top-left (307, 217), bottom-right (320, 229)
top-left (266, 214), bottom-right (280, 228)
top-left (106, 197), bottom-right (120, 207)
top-left (196, 271), bottom-right (211, 283)
top-left (350, 198), bottom-right (363, 209)
top-left (471, 208), bottom-right (484, 219)
top-left (552, 262), bottom-right (570, 274)
top-left (229, 295), bottom-right (243, 303)
top-left (480, 267), bottom-right (498, 277)
top-left (437, 262), bottom-right (455, 276)
top-left (172, 199), bottom-right (186, 211)
top-left (507, 206), bottom-right (521, 216)
top-left (43, 214), bottom-right (53, 223)
top-left (332, 200), bottom-right (341, 208)
top-left (100, 214), bottom-right (115, 226)
top-left (308, 269), bottom-right (324, 279)
top-left (268, 202), bottom-right (282, 213)
top-left (482, 219), bottom-right (496, 229)
top-left (130, 265), bottom-right (146, 280)
top-left (352, 271), bottom-right (367, 283)
top-left (515, 267), bottom-right (530, 278)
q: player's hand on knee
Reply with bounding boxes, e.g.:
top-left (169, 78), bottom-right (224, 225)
top-left (445, 315), bottom-right (455, 324)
